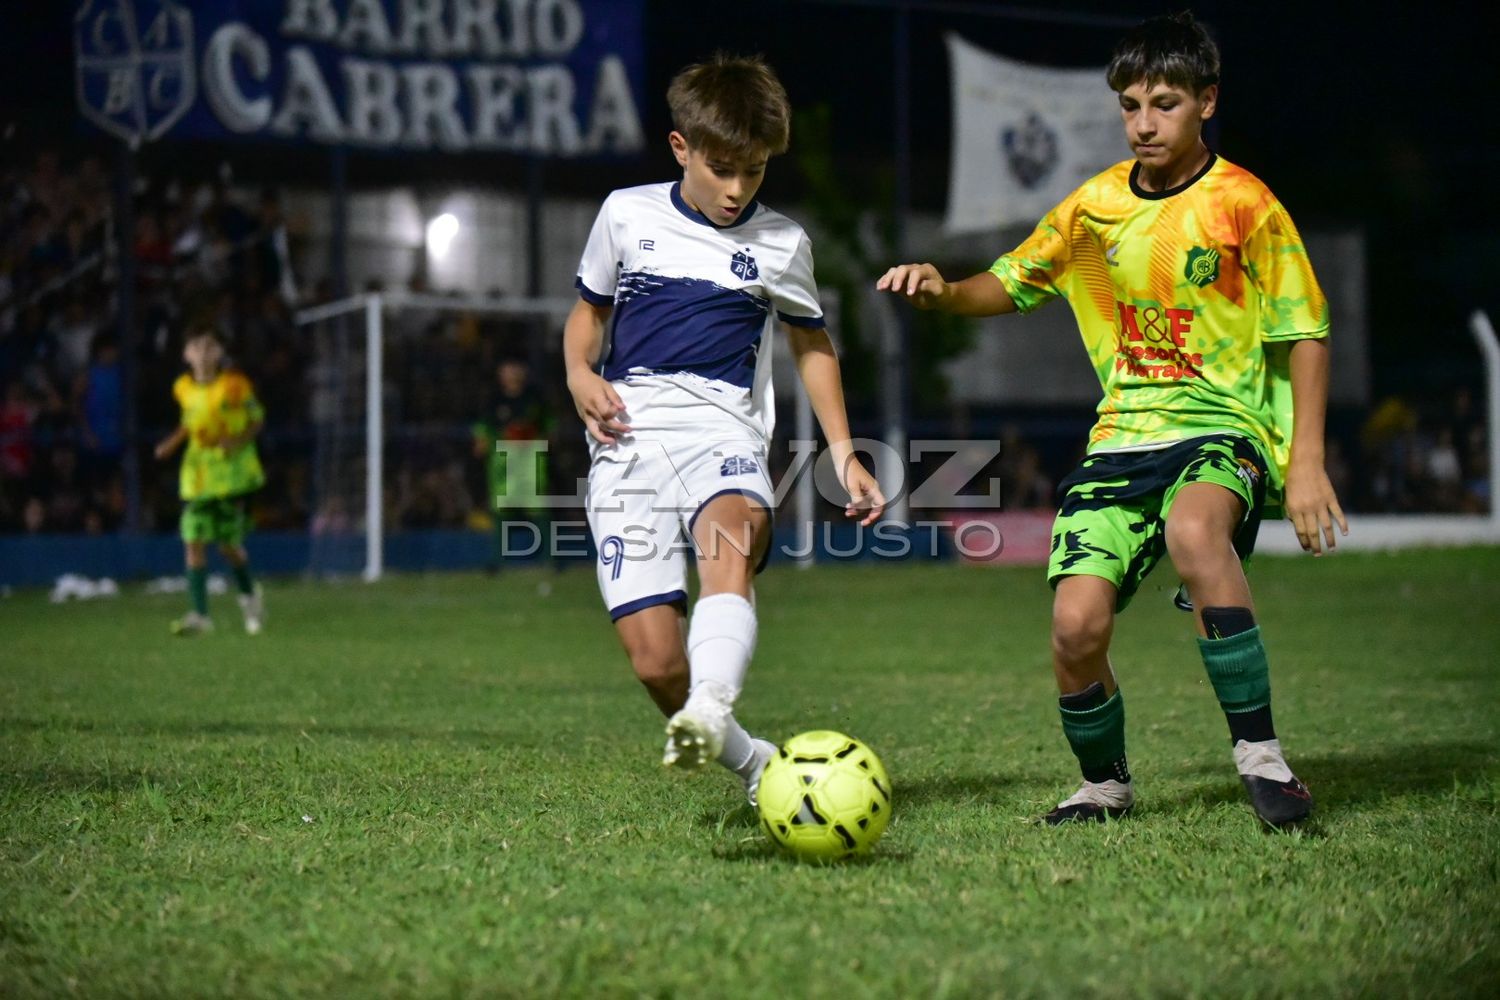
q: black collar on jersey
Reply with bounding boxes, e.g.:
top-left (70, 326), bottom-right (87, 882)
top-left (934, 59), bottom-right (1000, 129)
top-left (1129, 150), bottom-right (1218, 200)
top-left (670, 181), bottom-right (759, 229)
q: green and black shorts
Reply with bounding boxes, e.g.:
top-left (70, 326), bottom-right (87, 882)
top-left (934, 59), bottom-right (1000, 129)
top-left (180, 494), bottom-right (252, 546)
top-left (1047, 434), bottom-right (1268, 610)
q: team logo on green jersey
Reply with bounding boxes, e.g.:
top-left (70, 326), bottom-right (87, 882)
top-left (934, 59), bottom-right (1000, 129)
top-left (1184, 246), bottom-right (1220, 287)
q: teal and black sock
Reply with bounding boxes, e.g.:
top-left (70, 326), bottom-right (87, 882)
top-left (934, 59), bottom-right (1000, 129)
top-left (232, 563), bottom-right (255, 596)
top-left (1059, 682), bottom-right (1131, 784)
top-left (1198, 606), bottom-right (1276, 744)
top-left (187, 567), bottom-right (209, 616)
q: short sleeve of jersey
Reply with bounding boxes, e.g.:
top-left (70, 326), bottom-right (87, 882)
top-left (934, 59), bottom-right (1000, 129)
top-left (988, 194), bottom-right (1078, 314)
top-left (772, 231), bottom-right (825, 328)
top-left (1243, 201), bottom-right (1329, 343)
top-left (575, 195), bottom-right (620, 306)
top-left (172, 374), bottom-right (191, 421)
top-left (224, 372), bottom-right (264, 422)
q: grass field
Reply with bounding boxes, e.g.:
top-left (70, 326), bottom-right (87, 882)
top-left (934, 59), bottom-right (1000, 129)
top-left (3, 549), bottom-right (1499, 997)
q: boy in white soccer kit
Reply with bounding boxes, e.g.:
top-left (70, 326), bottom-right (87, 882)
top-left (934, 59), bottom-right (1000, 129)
top-left (564, 55), bottom-right (884, 805)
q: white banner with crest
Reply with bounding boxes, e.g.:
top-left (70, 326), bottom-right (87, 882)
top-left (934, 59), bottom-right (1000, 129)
top-left (944, 34), bottom-right (1123, 234)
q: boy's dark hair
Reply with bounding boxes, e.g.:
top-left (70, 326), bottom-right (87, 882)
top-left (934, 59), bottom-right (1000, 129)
top-left (666, 53), bottom-right (790, 157)
top-left (185, 324), bottom-right (225, 346)
top-left (1106, 11), bottom-right (1220, 94)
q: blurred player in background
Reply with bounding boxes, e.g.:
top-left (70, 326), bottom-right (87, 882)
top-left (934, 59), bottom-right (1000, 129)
top-left (155, 327), bottom-right (266, 636)
top-left (472, 355), bottom-right (554, 573)
top-left (566, 54), bottom-right (885, 806)
top-left (879, 12), bottom-right (1346, 827)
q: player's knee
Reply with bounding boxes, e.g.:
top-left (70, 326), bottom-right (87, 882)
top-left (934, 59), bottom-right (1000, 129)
top-left (1165, 513), bottom-right (1225, 576)
top-left (625, 640), bottom-right (686, 692)
top-left (1051, 601), bottom-right (1110, 665)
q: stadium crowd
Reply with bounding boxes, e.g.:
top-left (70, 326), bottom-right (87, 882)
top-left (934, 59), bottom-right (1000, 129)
top-left (0, 149), bottom-right (1490, 536)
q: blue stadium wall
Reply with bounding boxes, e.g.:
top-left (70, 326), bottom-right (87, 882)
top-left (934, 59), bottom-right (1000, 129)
top-left (0, 525), bottom-right (956, 588)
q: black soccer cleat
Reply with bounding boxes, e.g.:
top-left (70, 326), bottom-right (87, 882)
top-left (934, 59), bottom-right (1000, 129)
top-left (1241, 773), bottom-right (1313, 828)
top-left (1042, 779), bottom-right (1134, 826)
top-left (1172, 583), bottom-right (1194, 612)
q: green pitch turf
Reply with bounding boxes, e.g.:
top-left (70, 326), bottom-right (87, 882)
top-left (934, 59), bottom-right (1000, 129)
top-left (2, 549), bottom-right (1498, 997)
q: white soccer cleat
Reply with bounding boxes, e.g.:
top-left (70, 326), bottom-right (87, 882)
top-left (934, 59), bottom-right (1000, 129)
top-left (663, 684), bottom-right (732, 771)
top-left (170, 612), bottom-right (214, 637)
top-left (238, 585), bottom-right (265, 635)
top-left (1043, 778), bottom-right (1135, 825)
top-left (741, 738), bottom-right (778, 808)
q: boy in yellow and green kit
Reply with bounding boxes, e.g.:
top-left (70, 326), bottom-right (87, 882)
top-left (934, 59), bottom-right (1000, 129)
top-left (879, 12), bottom-right (1347, 827)
top-left (155, 327), bottom-right (266, 635)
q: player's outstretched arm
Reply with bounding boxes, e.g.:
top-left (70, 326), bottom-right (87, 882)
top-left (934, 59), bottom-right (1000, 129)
top-left (1283, 337), bottom-right (1348, 555)
top-left (562, 298), bottom-right (630, 445)
top-left (154, 425), bottom-right (187, 461)
top-left (875, 264), bottom-right (1017, 317)
top-left (786, 325), bottom-right (886, 525)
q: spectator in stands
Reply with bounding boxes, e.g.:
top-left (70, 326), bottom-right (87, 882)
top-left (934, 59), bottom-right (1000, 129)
top-left (1004, 443), bottom-right (1055, 511)
top-left (1462, 426), bottom-right (1489, 513)
top-left (51, 294), bottom-right (97, 381)
top-left (22, 495), bottom-right (46, 534)
top-left (73, 333), bottom-right (124, 487)
top-left (472, 355), bottom-right (554, 570)
top-left (1426, 427), bottom-right (1464, 510)
top-left (0, 380), bottom-right (37, 482)
top-left (41, 444), bottom-right (88, 532)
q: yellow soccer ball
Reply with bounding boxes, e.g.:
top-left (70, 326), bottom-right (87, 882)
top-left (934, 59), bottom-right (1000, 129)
top-left (756, 730), bottom-right (892, 862)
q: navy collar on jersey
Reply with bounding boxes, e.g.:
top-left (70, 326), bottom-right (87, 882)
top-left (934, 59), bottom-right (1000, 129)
top-left (670, 182), bottom-right (759, 229)
top-left (1129, 150), bottom-right (1218, 200)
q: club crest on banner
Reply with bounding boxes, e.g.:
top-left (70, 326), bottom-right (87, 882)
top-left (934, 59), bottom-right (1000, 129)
top-left (75, 0), bottom-right (196, 146)
top-left (1002, 112), bottom-right (1060, 189)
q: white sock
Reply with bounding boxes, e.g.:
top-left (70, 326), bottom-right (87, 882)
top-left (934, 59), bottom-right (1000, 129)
top-left (687, 593), bottom-right (757, 700)
top-left (688, 593), bottom-right (758, 772)
top-left (717, 721), bottom-right (754, 772)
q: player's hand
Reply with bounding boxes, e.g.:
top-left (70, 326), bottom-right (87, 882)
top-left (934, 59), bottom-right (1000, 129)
top-left (875, 263), bottom-right (949, 310)
top-left (838, 457), bottom-right (887, 526)
top-left (1284, 461), bottom-right (1348, 556)
top-left (153, 440), bottom-right (174, 460)
top-left (567, 370), bottom-right (631, 445)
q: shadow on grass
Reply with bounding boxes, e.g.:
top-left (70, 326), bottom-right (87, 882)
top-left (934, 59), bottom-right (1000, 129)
top-left (692, 771), bottom-right (1024, 833)
top-left (711, 838), bottom-right (913, 866)
top-left (698, 803), bottom-right (762, 831)
top-left (0, 765), bottom-right (170, 795)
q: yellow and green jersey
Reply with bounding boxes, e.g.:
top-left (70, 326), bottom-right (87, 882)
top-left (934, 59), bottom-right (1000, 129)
top-left (989, 153), bottom-right (1328, 507)
top-left (173, 370), bottom-right (265, 501)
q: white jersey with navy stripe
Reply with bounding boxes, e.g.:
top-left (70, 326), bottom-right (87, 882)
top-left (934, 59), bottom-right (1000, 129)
top-left (575, 181), bottom-right (824, 441)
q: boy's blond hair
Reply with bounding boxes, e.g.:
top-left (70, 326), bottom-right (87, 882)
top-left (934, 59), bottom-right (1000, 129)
top-left (666, 53), bottom-right (790, 158)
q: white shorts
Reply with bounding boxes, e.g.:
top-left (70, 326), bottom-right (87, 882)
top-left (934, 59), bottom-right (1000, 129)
top-left (586, 431), bottom-right (773, 621)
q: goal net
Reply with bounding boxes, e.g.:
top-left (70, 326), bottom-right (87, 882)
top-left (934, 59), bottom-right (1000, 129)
top-left (294, 292), bottom-right (576, 579)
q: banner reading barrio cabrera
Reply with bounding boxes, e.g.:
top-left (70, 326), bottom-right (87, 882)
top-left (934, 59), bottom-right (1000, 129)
top-left (75, 0), bottom-right (645, 156)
